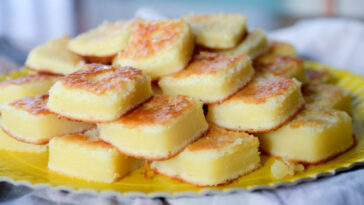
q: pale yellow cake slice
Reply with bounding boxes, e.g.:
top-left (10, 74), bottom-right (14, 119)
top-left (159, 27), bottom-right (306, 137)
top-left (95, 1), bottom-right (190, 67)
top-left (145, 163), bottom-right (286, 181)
top-left (303, 83), bottom-right (352, 115)
top-left (258, 106), bottom-right (353, 164)
top-left (221, 29), bottom-right (268, 59)
top-left (267, 41), bottom-right (297, 57)
top-left (98, 95), bottom-right (208, 160)
top-left (47, 64), bottom-right (152, 122)
top-left (0, 95), bottom-right (93, 144)
top-left (68, 19), bottom-right (138, 64)
top-left (0, 126), bottom-right (47, 153)
top-left (151, 125), bottom-right (260, 186)
top-left (113, 19), bottom-right (194, 80)
top-left (159, 52), bottom-right (254, 103)
top-left (207, 76), bottom-right (304, 133)
top-left (184, 13), bottom-right (246, 49)
top-left (48, 134), bottom-right (143, 183)
top-left (306, 68), bottom-right (336, 84)
top-left (25, 36), bottom-right (84, 75)
top-left (0, 75), bottom-right (57, 110)
top-left (254, 55), bottom-right (308, 83)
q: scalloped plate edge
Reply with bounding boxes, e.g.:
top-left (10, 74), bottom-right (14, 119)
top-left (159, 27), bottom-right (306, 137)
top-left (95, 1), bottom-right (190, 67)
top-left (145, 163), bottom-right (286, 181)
top-left (0, 159), bottom-right (363, 198)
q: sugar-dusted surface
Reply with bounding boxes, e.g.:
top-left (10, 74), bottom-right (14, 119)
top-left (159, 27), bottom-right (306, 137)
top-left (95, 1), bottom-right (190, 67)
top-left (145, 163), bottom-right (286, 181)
top-left (231, 76), bottom-right (294, 104)
top-left (59, 64), bottom-right (144, 95)
top-left (0, 75), bottom-right (57, 87)
top-left (254, 55), bottom-right (303, 76)
top-left (10, 94), bottom-right (50, 115)
top-left (169, 52), bottom-right (247, 77)
top-left (187, 125), bottom-right (254, 151)
top-left (119, 19), bottom-right (185, 59)
top-left (119, 95), bottom-right (195, 127)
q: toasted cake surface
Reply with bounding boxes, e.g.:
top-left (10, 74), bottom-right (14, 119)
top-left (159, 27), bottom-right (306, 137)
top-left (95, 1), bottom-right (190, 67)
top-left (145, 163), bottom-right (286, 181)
top-left (10, 94), bottom-right (50, 115)
top-left (207, 76), bottom-right (304, 132)
top-left (0, 75), bottom-right (57, 110)
top-left (185, 13), bottom-right (246, 49)
top-left (303, 83), bottom-right (352, 114)
top-left (222, 29), bottom-right (268, 59)
top-left (98, 95), bottom-right (208, 160)
top-left (159, 52), bottom-right (254, 102)
top-left (306, 68), bottom-right (336, 84)
top-left (151, 125), bottom-right (260, 186)
top-left (25, 36), bottom-right (84, 75)
top-left (0, 126), bottom-right (47, 153)
top-left (58, 64), bottom-right (145, 95)
top-left (267, 41), bottom-right (297, 57)
top-left (0, 95), bottom-right (93, 144)
top-left (0, 75), bottom-right (56, 87)
top-left (258, 106), bottom-right (353, 163)
top-left (187, 125), bottom-right (256, 151)
top-left (113, 19), bottom-right (194, 79)
top-left (47, 64), bottom-right (152, 122)
top-left (48, 134), bottom-right (142, 183)
top-left (230, 76), bottom-right (295, 103)
top-left (254, 55), bottom-right (308, 83)
top-left (118, 95), bottom-right (195, 126)
top-left (68, 19), bottom-right (137, 57)
top-left (164, 52), bottom-right (248, 77)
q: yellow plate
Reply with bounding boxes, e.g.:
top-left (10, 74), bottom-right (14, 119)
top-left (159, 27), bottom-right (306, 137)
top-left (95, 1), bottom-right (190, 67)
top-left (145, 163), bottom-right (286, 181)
top-left (0, 62), bottom-right (364, 198)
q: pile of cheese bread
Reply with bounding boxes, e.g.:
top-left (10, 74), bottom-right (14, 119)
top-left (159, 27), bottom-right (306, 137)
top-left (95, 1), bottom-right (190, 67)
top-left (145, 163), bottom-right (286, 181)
top-left (0, 13), bottom-right (354, 186)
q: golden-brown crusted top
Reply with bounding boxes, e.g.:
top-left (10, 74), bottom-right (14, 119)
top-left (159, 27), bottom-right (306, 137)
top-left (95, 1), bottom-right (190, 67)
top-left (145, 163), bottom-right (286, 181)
top-left (73, 20), bottom-right (133, 43)
top-left (187, 125), bottom-right (254, 151)
top-left (119, 95), bottom-right (196, 126)
top-left (303, 83), bottom-right (346, 104)
top-left (10, 94), bottom-right (50, 115)
top-left (306, 69), bottom-right (335, 84)
top-left (289, 106), bottom-right (349, 128)
top-left (267, 41), bottom-right (296, 57)
top-left (59, 63), bottom-right (145, 95)
top-left (185, 13), bottom-right (246, 32)
top-left (167, 52), bottom-right (247, 77)
top-left (254, 55), bottom-right (303, 76)
top-left (0, 74), bottom-right (57, 87)
top-left (229, 76), bottom-right (295, 104)
top-left (118, 19), bottom-right (188, 59)
top-left (54, 135), bottom-right (116, 150)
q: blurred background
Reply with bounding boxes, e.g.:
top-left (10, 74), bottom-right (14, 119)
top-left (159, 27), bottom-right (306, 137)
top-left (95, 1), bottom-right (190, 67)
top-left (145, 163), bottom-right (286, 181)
top-left (0, 0), bottom-right (364, 65)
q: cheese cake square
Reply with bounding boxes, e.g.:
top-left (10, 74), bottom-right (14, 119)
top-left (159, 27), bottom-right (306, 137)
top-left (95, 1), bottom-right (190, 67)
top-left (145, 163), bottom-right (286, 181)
top-left (48, 134), bottom-right (143, 183)
top-left (0, 95), bottom-right (93, 144)
top-left (184, 13), bottom-right (247, 49)
top-left (151, 125), bottom-right (260, 186)
top-left (258, 106), bottom-right (353, 164)
top-left (0, 75), bottom-right (57, 110)
top-left (207, 76), bottom-right (304, 133)
top-left (25, 36), bottom-right (84, 75)
top-left (159, 52), bottom-right (254, 103)
top-left (254, 55), bottom-right (308, 84)
top-left (98, 95), bottom-right (208, 160)
top-left (267, 41), bottom-right (297, 57)
top-left (68, 19), bottom-right (138, 64)
top-left (113, 19), bottom-right (194, 80)
top-left (0, 126), bottom-right (47, 153)
top-left (303, 83), bottom-right (352, 115)
top-left (222, 29), bottom-right (268, 59)
top-left (306, 68), bottom-right (336, 84)
top-left (47, 64), bottom-right (152, 122)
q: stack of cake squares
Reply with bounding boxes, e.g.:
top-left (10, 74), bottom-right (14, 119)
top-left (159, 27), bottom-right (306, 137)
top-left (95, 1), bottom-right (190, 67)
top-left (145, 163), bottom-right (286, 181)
top-left (0, 13), bottom-right (354, 186)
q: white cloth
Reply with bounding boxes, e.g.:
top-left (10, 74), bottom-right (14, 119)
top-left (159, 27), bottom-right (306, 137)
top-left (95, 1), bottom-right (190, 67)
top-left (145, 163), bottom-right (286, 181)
top-left (1, 16), bottom-right (364, 205)
top-left (269, 18), bottom-right (364, 76)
